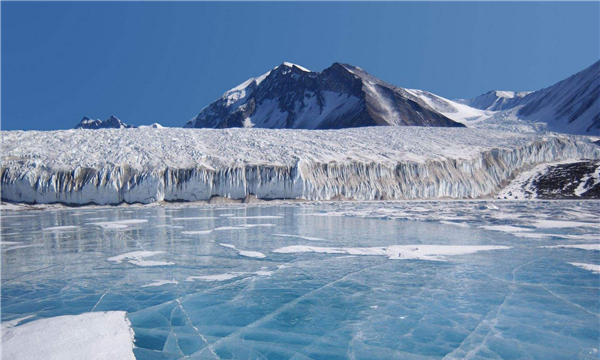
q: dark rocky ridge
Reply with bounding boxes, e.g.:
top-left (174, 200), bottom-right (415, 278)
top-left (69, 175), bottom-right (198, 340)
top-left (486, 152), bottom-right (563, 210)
top-left (532, 161), bottom-right (600, 199)
top-left (75, 116), bottom-right (134, 129)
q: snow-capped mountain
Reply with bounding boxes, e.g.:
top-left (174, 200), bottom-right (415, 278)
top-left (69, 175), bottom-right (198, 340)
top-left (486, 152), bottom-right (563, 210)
top-left (75, 116), bottom-right (135, 129)
top-left (185, 62), bottom-right (465, 129)
top-left (459, 60), bottom-right (600, 135)
top-left (456, 91), bottom-right (533, 111)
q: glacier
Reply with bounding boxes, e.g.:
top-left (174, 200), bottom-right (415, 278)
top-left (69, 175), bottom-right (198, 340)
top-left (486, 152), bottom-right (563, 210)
top-left (2, 127), bottom-right (599, 205)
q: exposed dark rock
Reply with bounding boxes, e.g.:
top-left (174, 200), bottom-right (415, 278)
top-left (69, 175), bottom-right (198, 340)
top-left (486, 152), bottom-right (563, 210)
top-left (185, 62), bottom-right (465, 130)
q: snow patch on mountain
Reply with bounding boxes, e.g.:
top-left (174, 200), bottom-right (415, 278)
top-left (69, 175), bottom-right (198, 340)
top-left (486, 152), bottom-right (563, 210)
top-left (282, 62), bottom-right (310, 72)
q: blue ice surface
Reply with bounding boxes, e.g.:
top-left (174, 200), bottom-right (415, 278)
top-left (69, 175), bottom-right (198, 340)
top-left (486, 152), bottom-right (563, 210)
top-left (1, 201), bottom-right (599, 360)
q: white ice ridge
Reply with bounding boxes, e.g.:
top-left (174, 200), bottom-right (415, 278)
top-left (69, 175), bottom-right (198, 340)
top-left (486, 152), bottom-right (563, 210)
top-left (542, 244), bottom-right (600, 251)
top-left (219, 243), bottom-right (266, 258)
top-left (107, 250), bottom-right (174, 267)
top-left (141, 279), bottom-right (179, 287)
top-left (272, 245), bottom-right (512, 261)
top-left (568, 262), bottom-right (600, 274)
top-left (2, 127), bottom-right (599, 205)
top-left (1, 311), bottom-right (136, 360)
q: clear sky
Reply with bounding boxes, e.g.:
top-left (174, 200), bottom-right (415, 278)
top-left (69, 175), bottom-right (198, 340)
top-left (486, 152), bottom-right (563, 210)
top-left (1, 2), bottom-right (599, 130)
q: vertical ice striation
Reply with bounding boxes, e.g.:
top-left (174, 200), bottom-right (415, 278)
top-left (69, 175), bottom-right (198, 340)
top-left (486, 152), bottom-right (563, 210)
top-left (1, 128), bottom-right (599, 204)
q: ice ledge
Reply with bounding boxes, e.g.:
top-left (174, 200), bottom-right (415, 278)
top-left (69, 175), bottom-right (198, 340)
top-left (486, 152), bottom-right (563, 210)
top-left (2, 128), bottom-right (599, 205)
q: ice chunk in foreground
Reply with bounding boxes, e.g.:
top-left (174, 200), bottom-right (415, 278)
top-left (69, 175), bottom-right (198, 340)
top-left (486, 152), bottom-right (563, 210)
top-left (1, 311), bottom-right (135, 360)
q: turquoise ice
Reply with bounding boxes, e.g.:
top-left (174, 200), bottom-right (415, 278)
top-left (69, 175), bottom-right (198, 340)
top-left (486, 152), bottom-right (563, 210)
top-left (2, 201), bottom-right (599, 359)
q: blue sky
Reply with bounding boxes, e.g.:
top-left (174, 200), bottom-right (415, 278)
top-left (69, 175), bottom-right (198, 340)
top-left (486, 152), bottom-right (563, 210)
top-left (2, 2), bottom-right (598, 130)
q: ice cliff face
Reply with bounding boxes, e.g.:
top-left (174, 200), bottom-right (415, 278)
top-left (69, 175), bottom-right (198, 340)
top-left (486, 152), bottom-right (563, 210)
top-left (184, 62), bottom-right (464, 129)
top-left (2, 128), bottom-right (599, 205)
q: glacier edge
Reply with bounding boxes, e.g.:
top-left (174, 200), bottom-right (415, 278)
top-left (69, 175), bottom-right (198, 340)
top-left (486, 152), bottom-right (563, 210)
top-left (2, 132), bottom-right (599, 205)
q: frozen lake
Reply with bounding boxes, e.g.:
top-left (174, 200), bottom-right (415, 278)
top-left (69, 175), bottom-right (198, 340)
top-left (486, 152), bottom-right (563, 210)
top-left (2, 201), bottom-right (599, 360)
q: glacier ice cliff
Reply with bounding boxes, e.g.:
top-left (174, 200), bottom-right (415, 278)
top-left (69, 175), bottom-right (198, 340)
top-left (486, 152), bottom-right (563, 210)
top-left (2, 127), bottom-right (599, 205)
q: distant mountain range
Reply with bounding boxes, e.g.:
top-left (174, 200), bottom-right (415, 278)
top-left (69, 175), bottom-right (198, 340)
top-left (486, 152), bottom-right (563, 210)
top-left (185, 60), bottom-right (599, 135)
top-left (74, 60), bottom-right (599, 135)
top-left (75, 116), bottom-right (164, 130)
top-left (458, 60), bottom-right (599, 134)
top-left (75, 116), bottom-right (135, 129)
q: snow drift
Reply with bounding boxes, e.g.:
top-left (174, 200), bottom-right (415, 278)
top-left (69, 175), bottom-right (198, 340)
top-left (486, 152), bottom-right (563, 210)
top-left (2, 127), bottom-right (599, 205)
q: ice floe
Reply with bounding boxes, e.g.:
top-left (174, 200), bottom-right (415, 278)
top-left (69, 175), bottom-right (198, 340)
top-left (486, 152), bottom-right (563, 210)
top-left (480, 225), bottom-right (534, 233)
top-left (186, 270), bottom-right (272, 282)
top-left (219, 243), bottom-right (266, 258)
top-left (1, 312), bottom-right (135, 360)
top-left (214, 226), bottom-right (247, 231)
top-left (141, 279), bottom-right (179, 288)
top-left (229, 216), bottom-right (284, 219)
top-left (273, 234), bottom-right (325, 241)
top-left (181, 230), bottom-right (213, 235)
top-left (42, 225), bottom-right (80, 231)
top-left (568, 262), bottom-right (600, 274)
top-left (88, 219), bottom-right (148, 229)
top-left (439, 221), bottom-right (470, 228)
top-left (272, 245), bottom-right (511, 261)
top-left (542, 244), bottom-right (600, 251)
top-left (107, 251), bottom-right (174, 267)
top-left (240, 223), bottom-right (276, 228)
top-left (532, 220), bottom-right (599, 229)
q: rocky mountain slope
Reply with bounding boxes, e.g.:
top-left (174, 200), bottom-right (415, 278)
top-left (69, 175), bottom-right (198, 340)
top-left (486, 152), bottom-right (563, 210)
top-left (184, 62), bottom-right (464, 129)
top-left (459, 60), bottom-right (600, 135)
top-left (185, 60), bottom-right (599, 135)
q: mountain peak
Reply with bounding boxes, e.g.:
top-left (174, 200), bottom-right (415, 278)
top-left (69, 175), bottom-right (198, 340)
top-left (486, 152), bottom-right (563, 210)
top-left (185, 62), bottom-right (464, 130)
top-left (280, 62), bottom-right (311, 72)
top-left (74, 115), bottom-right (135, 129)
